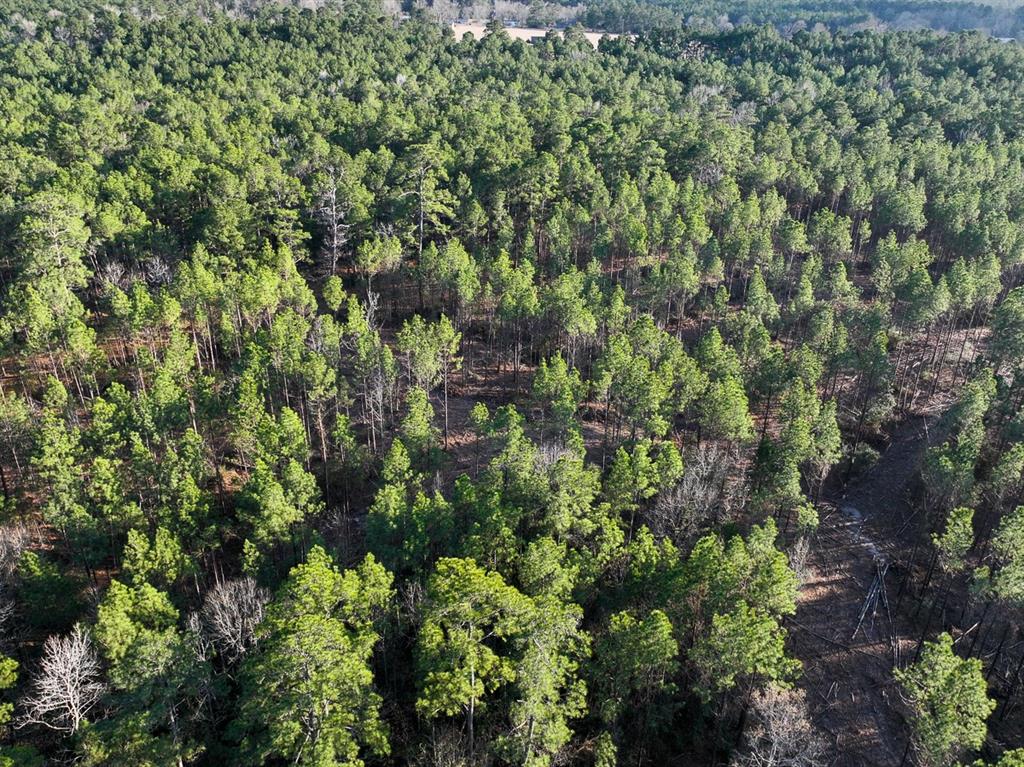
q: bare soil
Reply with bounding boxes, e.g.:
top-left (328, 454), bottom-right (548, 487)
top-left (792, 406), bottom-right (954, 766)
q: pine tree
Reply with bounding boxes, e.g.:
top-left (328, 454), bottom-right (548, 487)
top-left (416, 558), bottom-right (532, 759)
top-left (233, 547), bottom-right (393, 765)
top-left (896, 633), bottom-right (994, 767)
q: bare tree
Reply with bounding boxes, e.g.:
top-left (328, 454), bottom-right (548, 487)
top-left (144, 255), bottom-right (172, 285)
top-left (731, 686), bottom-right (826, 767)
top-left (0, 523), bottom-right (31, 581)
top-left (200, 577), bottom-right (269, 665)
top-left (312, 166), bottom-right (353, 277)
top-left (0, 590), bottom-right (15, 646)
top-left (788, 537), bottom-right (813, 587)
top-left (646, 443), bottom-right (732, 545)
top-left (412, 721), bottom-right (470, 767)
top-left (0, 524), bottom-right (32, 647)
top-left (535, 441), bottom-right (575, 472)
top-left (20, 624), bottom-right (104, 735)
top-left (416, 0), bottom-right (462, 24)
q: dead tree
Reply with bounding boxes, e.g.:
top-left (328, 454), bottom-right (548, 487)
top-left (20, 624), bottom-right (105, 735)
top-left (199, 577), bottom-right (270, 665)
top-left (731, 685), bottom-right (827, 767)
top-left (312, 166), bottom-right (353, 277)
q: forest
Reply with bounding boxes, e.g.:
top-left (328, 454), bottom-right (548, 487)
top-left (2, 0), bottom-right (1024, 765)
top-left (4, 0), bottom-right (1024, 37)
top-left (577, 0), bottom-right (1024, 39)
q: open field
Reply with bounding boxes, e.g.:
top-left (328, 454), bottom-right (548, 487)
top-left (451, 21), bottom-right (620, 46)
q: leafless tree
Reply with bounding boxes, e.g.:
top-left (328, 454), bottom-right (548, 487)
top-left (312, 166), bottom-right (353, 277)
top-left (0, 524), bottom-right (31, 647)
top-left (535, 441), bottom-right (575, 472)
top-left (0, 524), bottom-right (31, 581)
top-left (417, 0), bottom-right (462, 23)
top-left (491, 0), bottom-right (530, 23)
top-left (98, 259), bottom-right (130, 291)
top-left (412, 722), bottom-right (470, 767)
top-left (789, 537), bottom-right (813, 587)
top-left (200, 577), bottom-right (269, 665)
top-left (0, 590), bottom-right (15, 646)
top-left (731, 686), bottom-right (826, 767)
top-left (646, 443), bottom-right (731, 545)
top-left (20, 624), bottom-right (105, 735)
top-left (144, 255), bottom-right (172, 285)
top-left (343, 290), bottom-right (397, 455)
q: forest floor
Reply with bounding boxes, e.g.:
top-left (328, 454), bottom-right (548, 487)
top-left (791, 402), bottom-right (955, 766)
top-left (437, 334), bottom-right (997, 765)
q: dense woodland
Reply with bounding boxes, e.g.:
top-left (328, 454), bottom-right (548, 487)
top-left (578, 0), bottom-right (1024, 39)
top-left (3, 1), bottom-right (1024, 765)
top-left (4, 0), bottom-right (1024, 38)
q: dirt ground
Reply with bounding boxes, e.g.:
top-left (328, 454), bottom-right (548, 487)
top-left (792, 408), bottom-right (954, 766)
top-left (450, 22), bottom-right (620, 47)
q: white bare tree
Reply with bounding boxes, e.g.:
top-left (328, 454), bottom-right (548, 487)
top-left (20, 624), bottom-right (104, 735)
top-left (312, 166), bottom-right (354, 277)
top-left (788, 537), bottom-right (813, 587)
top-left (646, 443), bottom-right (732, 545)
top-left (0, 524), bottom-right (31, 648)
top-left (417, 0), bottom-right (462, 23)
top-left (0, 523), bottom-right (31, 581)
top-left (731, 686), bottom-right (826, 767)
top-left (200, 577), bottom-right (269, 665)
top-left (0, 590), bottom-right (15, 644)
